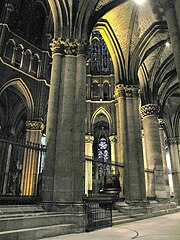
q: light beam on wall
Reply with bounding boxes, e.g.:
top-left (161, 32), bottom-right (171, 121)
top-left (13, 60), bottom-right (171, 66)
top-left (134, 0), bottom-right (145, 4)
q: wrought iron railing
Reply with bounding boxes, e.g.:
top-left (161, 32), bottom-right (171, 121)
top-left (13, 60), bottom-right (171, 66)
top-left (83, 196), bottom-right (113, 232)
top-left (0, 137), bottom-right (45, 201)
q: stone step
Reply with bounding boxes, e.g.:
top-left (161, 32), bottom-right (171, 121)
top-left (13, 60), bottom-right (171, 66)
top-left (0, 212), bottom-right (81, 232)
top-left (0, 205), bottom-right (44, 215)
top-left (0, 223), bottom-right (77, 240)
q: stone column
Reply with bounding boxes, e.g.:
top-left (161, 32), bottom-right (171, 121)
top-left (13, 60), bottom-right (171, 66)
top-left (0, 4), bottom-right (13, 55)
top-left (125, 86), bottom-right (146, 202)
top-left (53, 40), bottom-right (77, 204)
top-left (132, 87), bottom-right (146, 201)
top-left (141, 104), bottom-right (166, 200)
top-left (114, 84), bottom-right (128, 198)
top-left (168, 138), bottom-right (180, 203)
top-left (158, 119), bottom-right (170, 198)
top-left (163, 0), bottom-right (180, 85)
top-left (73, 41), bottom-right (88, 201)
top-left (109, 135), bottom-right (117, 175)
top-left (85, 135), bottom-right (94, 195)
top-left (21, 120), bottom-right (44, 196)
top-left (42, 39), bottom-right (63, 204)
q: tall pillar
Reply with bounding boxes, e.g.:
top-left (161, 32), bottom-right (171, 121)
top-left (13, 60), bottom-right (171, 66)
top-left (162, 0), bottom-right (180, 85)
top-left (132, 87), bottom-right (146, 201)
top-left (43, 39), bottom-right (63, 204)
top-left (125, 86), bottom-right (146, 202)
top-left (168, 137), bottom-right (180, 204)
top-left (85, 135), bottom-right (94, 195)
top-left (114, 84), bottom-right (128, 198)
top-left (141, 104), bottom-right (167, 200)
top-left (54, 40), bottom-right (77, 203)
top-left (21, 120), bottom-right (44, 196)
top-left (109, 135), bottom-right (117, 174)
top-left (73, 41), bottom-right (88, 200)
top-left (158, 119), bottom-right (170, 198)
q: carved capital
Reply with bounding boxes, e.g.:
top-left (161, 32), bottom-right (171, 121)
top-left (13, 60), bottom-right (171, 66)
top-left (26, 120), bottom-right (44, 131)
top-left (168, 137), bottom-right (178, 145)
top-left (85, 135), bottom-right (94, 144)
top-left (125, 86), bottom-right (133, 98)
top-left (158, 118), bottom-right (165, 129)
top-left (50, 38), bottom-right (64, 55)
top-left (77, 40), bottom-right (89, 55)
top-left (109, 135), bottom-right (117, 144)
top-left (63, 39), bottom-right (78, 56)
top-left (114, 84), bottom-right (125, 99)
top-left (141, 104), bottom-right (159, 119)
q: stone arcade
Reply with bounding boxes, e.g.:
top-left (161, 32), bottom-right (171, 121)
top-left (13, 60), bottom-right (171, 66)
top-left (0, 0), bottom-right (179, 239)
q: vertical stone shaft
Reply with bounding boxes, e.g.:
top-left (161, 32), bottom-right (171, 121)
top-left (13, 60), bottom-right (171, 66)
top-left (54, 52), bottom-right (77, 202)
top-left (132, 87), bottom-right (146, 201)
top-left (21, 120), bottom-right (44, 196)
top-left (164, 1), bottom-right (180, 85)
top-left (43, 40), bottom-right (63, 203)
top-left (158, 119), bottom-right (170, 197)
top-left (73, 43), bottom-right (87, 201)
top-left (168, 138), bottom-right (180, 203)
top-left (114, 84), bottom-right (128, 198)
top-left (109, 135), bottom-right (117, 174)
top-left (85, 135), bottom-right (94, 195)
top-left (141, 104), bottom-right (166, 199)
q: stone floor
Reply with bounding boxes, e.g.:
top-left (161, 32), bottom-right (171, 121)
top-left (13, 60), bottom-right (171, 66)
top-left (42, 212), bottom-right (180, 240)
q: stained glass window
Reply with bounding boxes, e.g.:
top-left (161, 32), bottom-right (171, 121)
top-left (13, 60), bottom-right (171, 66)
top-left (90, 31), bottom-right (111, 74)
top-left (98, 137), bottom-right (109, 177)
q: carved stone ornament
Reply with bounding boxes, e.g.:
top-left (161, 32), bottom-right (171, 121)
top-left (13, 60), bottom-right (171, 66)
top-left (114, 84), bottom-right (125, 99)
top-left (85, 135), bottom-right (94, 144)
top-left (109, 135), bottom-right (117, 144)
top-left (125, 87), bottom-right (133, 98)
top-left (50, 38), bottom-right (64, 55)
top-left (168, 137), bottom-right (178, 145)
top-left (26, 120), bottom-right (44, 131)
top-left (141, 104), bottom-right (160, 118)
top-left (158, 118), bottom-right (165, 129)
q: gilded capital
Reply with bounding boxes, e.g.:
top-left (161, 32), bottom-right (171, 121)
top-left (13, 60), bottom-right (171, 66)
top-left (26, 120), bottom-right (44, 131)
top-left (85, 135), bottom-right (94, 144)
top-left (158, 118), bottom-right (165, 129)
top-left (50, 38), bottom-right (64, 55)
top-left (114, 84), bottom-right (125, 99)
top-left (109, 135), bottom-right (117, 144)
top-left (141, 104), bottom-right (159, 119)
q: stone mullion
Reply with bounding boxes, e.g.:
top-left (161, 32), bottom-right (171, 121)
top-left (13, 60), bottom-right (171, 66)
top-left (168, 138), bottom-right (180, 203)
top-left (114, 84), bottom-right (128, 198)
top-left (132, 87), bottom-right (146, 201)
top-left (73, 42), bottom-right (87, 202)
top-left (163, 1), bottom-right (180, 85)
top-left (141, 104), bottom-right (166, 200)
top-left (158, 119), bottom-right (170, 198)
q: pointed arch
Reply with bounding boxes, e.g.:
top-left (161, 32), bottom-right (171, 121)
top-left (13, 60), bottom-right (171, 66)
top-left (0, 78), bottom-right (34, 118)
top-left (91, 107), bottom-right (112, 131)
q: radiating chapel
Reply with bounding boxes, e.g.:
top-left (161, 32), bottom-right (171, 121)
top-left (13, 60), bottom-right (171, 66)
top-left (0, 0), bottom-right (179, 238)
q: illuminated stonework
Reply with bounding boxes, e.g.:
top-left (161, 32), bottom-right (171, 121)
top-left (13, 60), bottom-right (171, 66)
top-left (158, 118), bottom-right (165, 129)
top-left (141, 104), bottom-right (159, 118)
top-left (26, 120), bottom-right (44, 131)
top-left (114, 84), bottom-right (125, 99)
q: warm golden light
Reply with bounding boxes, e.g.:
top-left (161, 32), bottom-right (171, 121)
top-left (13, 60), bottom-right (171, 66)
top-left (165, 41), bottom-right (170, 47)
top-left (134, 0), bottom-right (145, 4)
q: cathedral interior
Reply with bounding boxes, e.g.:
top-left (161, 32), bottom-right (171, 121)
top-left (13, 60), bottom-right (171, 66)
top-left (0, 0), bottom-right (179, 239)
